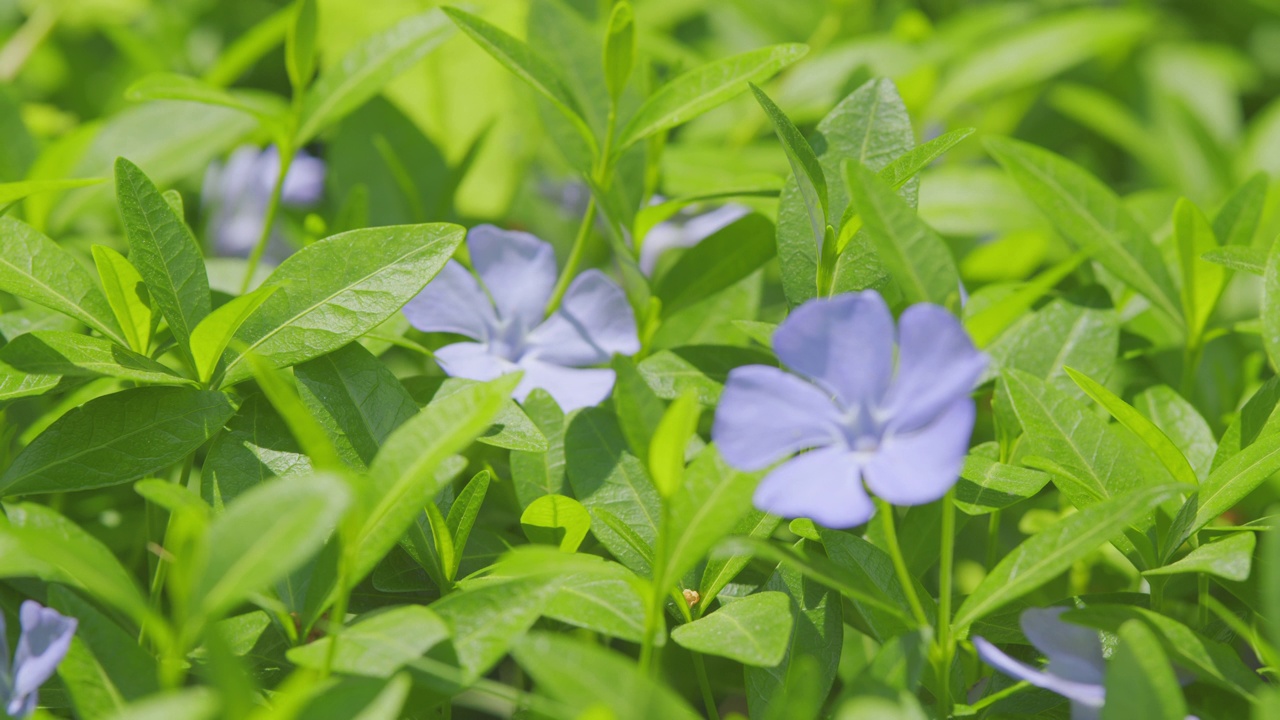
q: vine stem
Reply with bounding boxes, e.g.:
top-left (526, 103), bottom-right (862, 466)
top-left (692, 652), bottom-right (720, 720)
top-left (546, 107), bottom-right (616, 315)
top-left (240, 144), bottom-right (295, 294)
top-left (936, 488), bottom-right (957, 719)
top-left (877, 499), bottom-right (930, 629)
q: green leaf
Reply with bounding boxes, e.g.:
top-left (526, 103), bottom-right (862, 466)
top-left (985, 293), bottom-right (1118, 396)
top-left (443, 470), bottom-right (490, 580)
top-left (220, 223), bottom-right (464, 387)
top-left (638, 345), bottom-right (775, 404)
top-left (602, 1), bottom-right (634, 102)
top-left (1065, 366), bottom-right (1198, 488)
top-left (0, 331), bottom-right (189, 386)
top-left (441, 7), bottom-right (595, 157)
top-left (189, 287), bottom-right (276, 384)
top-left (520, 493), bottom-right (591, 552)
top-left (1264, 232), bottom-right (1280, 372)
top-left (288, 606), bottom-right (448, 677)
top-left (652, 213), bottom-right (776, 318)
top-left (611, 356), bottom-right (665, 462)
top-left (1144, 531), bottom-right (1255, 582)
top-left (964, 254), bottom-right (1089, 348)
top-left (0, 360), bottom-right (59, 406)
top-left (512, 632), bottom-right (702, 720)
top-left (0, 216), bottom-right (125, 345)
top-left (432, 378), bottom-right (547, 452)
top-left (1215, 173), bottom-right (1268, 247)
top-left (1204, 245), bottom-right (1267, 275)
top-left (648, 390), bottom-right (700, 499)
top-left (953, 484), bottom-right (1181, 633)
top-left (295, 675), bottom-right (411, 720)
top-left (671, 591), bottom-right (791, 666)
top-left (431, 576), bottom-right (560, 684)
top-left (297, 9), bottom-right (453, 143)
top-left (1264, 513), bottom-right (1280, 658)
top-left (874, 128), bottom-right (975, 195)
top-left (102, 689), bottom-right (219, 720)
top-left (48, 585), bottom-right (158, 718)
top-left (285, 0), bottom-right (318, 93)
top-left (510, 389), bottom-right (567, 507)
top-left (1194, 428), bottom-right (1280, 534)
top-left (698, 511), bottom-right (780, 607)
top-left (1001, 369), bottom-right (1164, 509)
top-left (0, 386), bottom-right (235, 495)
top-left (124, 74), bottom-right (288, 127)
top-left (1135, 385), bottom-right (1216, 481)
top-left (294, 343), bottom-right (419, 469)
top-left (0, 178), bottom-right (103, 205)
top-left (246, 353), bottom-right (344, 471)
top-left (1100, 620), bottom-right (1189, 720)
top-left (984, 136), bottom-right (1181, 323)
top-left (1174, 198), bottom-right (1224, 342)
top-left (91, 245), bottom-right (152, 354)
top-left (352, 374), bottom-right (517, 589)
top-left (777, 79), bottom-right (914, 307)
top-left (545, 565), bottom-right (647, 643)
top-left (955, 446), bottom-right (1051, 516)
top-left (202, 393), bottom-right (312, 508)
top-left (663, 445), bottom-right (759, 591)
top-left (566, 407), bottom-right (661, 574)
top-left (844, 160), bottom-right (959, 305)
top-left (750, 84), bottom-right (826, 251)
top-left (195, 473), bottom-right (350, 622)
top-left (819, 528), bottom-right (930, 639)
top-left (114, 157), bottom-right (211, 365)
top-left (0, 503), bottom-right (153, 627)
top-left (617, 43), bottom-right (806, 151)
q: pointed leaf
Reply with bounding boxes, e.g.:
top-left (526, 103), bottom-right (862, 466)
top-left (671, 591), bottom-right (792, 666)
top-left (0, 331), bottom-right (189, 386)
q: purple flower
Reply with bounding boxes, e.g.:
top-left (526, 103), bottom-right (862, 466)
top-left (403, 225), bottom-right (640, 412)
top-left (639, 204), bottom-right (749, 275)
top-left (0, 601), bottom-right (77, 718)
top-left (202, 145), bottom-right (326, 258)
top-left (711, 291), bottom-right (986, 528)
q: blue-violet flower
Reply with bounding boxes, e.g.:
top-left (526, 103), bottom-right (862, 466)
top-left (202, 145), bottom-right (325, 258)
top-left (403, 225), bottom-right (640, 412)
top-left (712, 290), bottom-right (987, 528)
top-left (1, 601), bottom-right (76, 718)
top-left (639, 203), bottom-right (748, 275)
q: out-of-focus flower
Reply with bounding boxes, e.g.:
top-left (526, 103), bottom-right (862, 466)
top-left (711, 291), bottom-right (986, 528)
top-left (1, 601), bottom-right (77, 718)
top-left (975, 607), bottom-right (1209, 720)
top-left (201, 145), bottom-right (325, 258)
top-left (403, 225), bottom-right (639, 412)
top-left (639, 203), bottom-right (749, 275)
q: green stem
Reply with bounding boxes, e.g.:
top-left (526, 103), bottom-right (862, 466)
top-left (545, 198), bottom-right (598, 315)
top-left (692, 652), bottom-right (720, 720)
top-left (877, 499), bottom-right (930, 628)
top-left (0, 4), bottom-right (57, 81)
top-left (148, 454), bottom-right (195, 606)
top-left (1197, 573), bottom-right (1210, 628)
top-left (1180, 338), bottom-right (1203, 399)
top-left (936, 489), bottom-right (957, 719)
top-left (321, 558), bottom-right (351, 679)
top-left (985, 510), bottom-right (1001, 570)
top-left (241, 144), bottom-right (295, 294)
top-left (639, 505), bottom-right (671, 677)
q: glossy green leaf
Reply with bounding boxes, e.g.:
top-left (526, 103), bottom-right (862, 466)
top-left (964, 254), bottom-right (1089, 349)
top-left (115, 157), bottom-right (211, 367)
top-left (652, 213), bottom-right (776, 318)
top-left (819, 528), bottom-right (931, 639)
top-left (431, 575), bottom-right (560, 684)
top-left (48, 585), bottom-right (158, 718)
top-left (288, 606), bottom-right (448, 677)
top-left (510, 389), bottom-right (567, 507)
top-left (202, 393), bottom-right (312, 507)
top-left (1194, 427), bottom-right (1280, 534)
top-left (985, 136), bottom-right (1181, 323)
top-left (297, 9), bottom-right (453, 143)
top-left (520, 493), bottom-right (591, 552)
top-left (124, 74), bottom-right (288, 126)
top-left (91, 245), bottom-right (152, 354)
top-left (698, 510), bottom-right (780, 608)
top-left (671, 591), bottom-right (791, 666)
top-left (1214, 172), bottom-right (1268, 247)
top-left (638, 345), bottom-right (775, 405)
top-left (0, 216), bottom-right (125, 345)
top-left (618, 43), bottom-right (807, 151)
top-left (953, 484), bottom-right (1180, 633)
top-left (648, 390), bottom-right (700, 499)
top-left (285, 0), bottom-right (318, 93)
top-left (0, 177), bottom-right (103, 205)
top-left (956, 445), bottom-right (1051, 515)
top-left (611, 356), bottom-right (665, 462)
top-left (1135, 385), bottom-right (1216, 481)
top-left (0, 331), bottom-right (189, 386)
top-left (0, 386), bottom-right (235, 495)
top-left (1100, 620), bottom-right (1188, 720)
top-left (602, 1), bottom-right (634, 102)
top-left (195, 473), bottom-right (350, 622)
top-left (1264, 513), bottom-right (1280, 658)
top-left (442, 469), bottom-right (490, 580)
top-left (1204, 245), bottom-right (1267, 275)
top-left (0, 360), bottom-right (60, 406)
top-left (750, 84), bottom-right (826, 250)
top-left (189, 287), bottom-right (276, 384)
top-left (1174, 198), bottom-right (1224, 342)
top-left (220, 223), bottom-right (464, 387)
top-left (663, 445), bottom-right (759, 591)
top-left (1145, 531), bottom-right (1255, 582)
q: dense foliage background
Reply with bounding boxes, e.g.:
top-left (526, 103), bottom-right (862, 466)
top-left (1, 0), bottom-right (1279, 718)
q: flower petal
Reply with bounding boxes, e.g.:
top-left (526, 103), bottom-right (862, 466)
top-left (712, 365), bottom-right (844, 471)
top-left (516, 358), bottom-right (616, 412)
top-left (434, 342), bottom-right (516, 382)
top-left (863, 398), bottom-right (973, 506)
top-left (772, 292), bottom-right (895, 411)
top-left (10, 601), bottom-right (76, 707)
top-left (1021, 607), bottom-right (1106, 686)
top-left (469, 225), bottom-right (557, 330)
top-left (403, 261), bottom-right (498, 340)
top-left (752, 446), bottom-right (873, 529)
top-left (280, 149), bottom-right (326, 206)
top-left (973, 637), bottom-right (1106, 709)
top-left (526, 270), bottom-right (639, 366)
top-left (883, 303), bottom-right (987, 432)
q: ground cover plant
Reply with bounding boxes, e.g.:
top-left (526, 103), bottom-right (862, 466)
top-left (1, 0), bottom-right (1280, 718)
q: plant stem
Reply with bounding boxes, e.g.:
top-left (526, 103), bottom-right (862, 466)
top-left (640, 504), bottom-right (671, 677)
top-left (877, 499), bottom-right (930, 629)
top-left (1197, 573), bottom-right (1210, 628)
top-left (936, 489), bottom-right (957, 720)
top-left (545, 198), bottom-right (598, 315)
top-left (692, 652), bottom-right (720, 720)
top-left (985, 510), bottom-right (1001, 570)
top-left (0, 4), bottom-right (57, 81)
top-left (321, 558), bottom-right (351, 679)
top-left (148, 454), bottom-right (195, 606)
top-left (241, 144), bottom-right (295, 294)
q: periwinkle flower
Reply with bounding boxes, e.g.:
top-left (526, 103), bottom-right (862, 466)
top-left (639, 203), bottom-right (748, 275)
top-left (711, 291), bottom-right (987, 528)
top-left (403, 225), bottom-right (640, 412)
top-left (202, 145), bottom-right (325, 258)
top-left (0, 601), bottom-right (77, 718)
